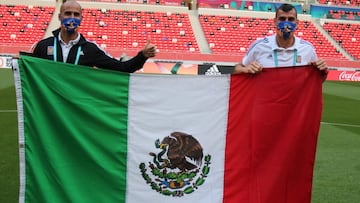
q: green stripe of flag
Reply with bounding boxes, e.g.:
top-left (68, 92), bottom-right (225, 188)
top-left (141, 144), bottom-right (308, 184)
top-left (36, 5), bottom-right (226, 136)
top-left (18, 56), bottom-right (130, 203)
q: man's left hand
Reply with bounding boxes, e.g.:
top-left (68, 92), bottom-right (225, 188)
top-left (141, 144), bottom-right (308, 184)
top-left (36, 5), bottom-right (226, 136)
top-left (310, 59), bottom-right (328, 71)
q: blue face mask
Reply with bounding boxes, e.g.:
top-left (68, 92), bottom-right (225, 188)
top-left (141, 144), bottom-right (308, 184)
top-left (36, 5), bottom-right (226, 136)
top-left (277, 21), bottom-right (296, 39)
top-left (61, 18), bottom-right (81, 34)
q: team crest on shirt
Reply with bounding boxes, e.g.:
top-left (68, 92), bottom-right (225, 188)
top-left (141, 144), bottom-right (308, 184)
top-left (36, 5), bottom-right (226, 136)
top-left (297, 55), bottom-right (302, 63)
top-left (47, 46), bottom-right (54, 55)
top-left (139, 131), bottom-right (211, 197)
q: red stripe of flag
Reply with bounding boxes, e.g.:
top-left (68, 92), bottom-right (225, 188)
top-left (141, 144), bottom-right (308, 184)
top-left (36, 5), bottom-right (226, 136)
top-left (224, 66), bottom-right (323, 203)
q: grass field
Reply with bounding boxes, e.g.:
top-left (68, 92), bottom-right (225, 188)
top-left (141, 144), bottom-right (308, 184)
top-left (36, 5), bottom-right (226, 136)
top-left (1, 68), bottom-right (360, 203)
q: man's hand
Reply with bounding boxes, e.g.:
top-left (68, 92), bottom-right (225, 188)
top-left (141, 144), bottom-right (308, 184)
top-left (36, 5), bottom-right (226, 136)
top-left (142, 38), bottom-right (157, 58)
top-left (310, 59), bottom-right (328, 82)
top-left (310, 59), bottom-right (328, 71)
top-left (233, 61), bottom-right (263, 74)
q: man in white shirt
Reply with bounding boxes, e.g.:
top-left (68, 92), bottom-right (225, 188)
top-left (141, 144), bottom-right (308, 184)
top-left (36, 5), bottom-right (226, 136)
top-left (233, 3), bottom-right (328, 77)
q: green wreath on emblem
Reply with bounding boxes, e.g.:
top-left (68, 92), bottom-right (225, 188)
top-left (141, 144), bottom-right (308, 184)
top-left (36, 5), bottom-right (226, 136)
top-left (139, 154), bottom-right (211, 197)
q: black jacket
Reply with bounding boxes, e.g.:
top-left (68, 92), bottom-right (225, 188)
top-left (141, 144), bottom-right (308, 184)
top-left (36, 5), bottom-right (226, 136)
top-left (32, 29), bottom-right (148, 73)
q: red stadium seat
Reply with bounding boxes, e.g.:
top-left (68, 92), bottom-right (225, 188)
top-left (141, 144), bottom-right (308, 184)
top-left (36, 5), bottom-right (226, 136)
top-left (0, 4), bottom-right (54, 45)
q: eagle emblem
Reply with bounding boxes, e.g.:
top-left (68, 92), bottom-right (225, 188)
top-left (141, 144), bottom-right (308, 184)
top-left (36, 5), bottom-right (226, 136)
top-left (139, 132), bottom-right (211, 197)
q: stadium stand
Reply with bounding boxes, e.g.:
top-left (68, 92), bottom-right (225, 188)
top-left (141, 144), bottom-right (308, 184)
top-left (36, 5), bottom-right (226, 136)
top-left (0, 4), bottom-right (54, 45)
top-left (80, 8), bottom-right (199, 53)
top-left (321, 20), bottom-right (360, 60)
top-left (317, 0), bottom-right (360, 7)
top-left (199, 14), bottom-right (345, 59)
top-left (197, 8), bottom-right (348, 59)
top-left (77, 0), bottom-right (185, 7)
top-left (326, 9), bottom-right (360, 20)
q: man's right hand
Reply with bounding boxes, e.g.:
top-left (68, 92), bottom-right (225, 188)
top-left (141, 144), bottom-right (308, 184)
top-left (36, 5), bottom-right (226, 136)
top-left (233, 61), bottom-right (263, 74)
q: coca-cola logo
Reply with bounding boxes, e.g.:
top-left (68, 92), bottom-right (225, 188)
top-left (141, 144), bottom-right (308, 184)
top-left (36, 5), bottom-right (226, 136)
top-left (339, 71), bottom-right (360, 81)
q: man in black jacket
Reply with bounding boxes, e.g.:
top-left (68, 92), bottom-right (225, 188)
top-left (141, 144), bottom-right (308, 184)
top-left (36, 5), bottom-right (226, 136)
top-left (32, 0), bottom-right (157, 73)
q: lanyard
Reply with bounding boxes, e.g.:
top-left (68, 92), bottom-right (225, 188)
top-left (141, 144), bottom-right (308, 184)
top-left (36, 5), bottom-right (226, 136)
top-left (273, 49), bottom-right (297, 67)
top-left (53, 37), bottom-right (81, 65)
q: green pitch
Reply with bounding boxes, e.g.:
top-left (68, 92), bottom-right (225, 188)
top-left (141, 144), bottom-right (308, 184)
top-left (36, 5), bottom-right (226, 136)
top-left (312, 81), bottom-right (360, 203)
top-left (1, 69), bottom-right (359, 203)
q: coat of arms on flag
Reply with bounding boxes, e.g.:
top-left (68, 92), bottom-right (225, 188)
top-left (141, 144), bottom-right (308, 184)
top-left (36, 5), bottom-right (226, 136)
top-left (140, 132), bottom-right (211, 196)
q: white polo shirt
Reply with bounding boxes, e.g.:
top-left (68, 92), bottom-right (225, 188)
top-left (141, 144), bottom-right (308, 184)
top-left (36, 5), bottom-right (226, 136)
top-left (242, 35), bottom-right (318, 68)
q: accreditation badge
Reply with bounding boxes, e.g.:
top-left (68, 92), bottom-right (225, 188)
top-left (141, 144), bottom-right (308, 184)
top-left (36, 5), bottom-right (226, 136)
top-left (47, 46), bottom-right (54, 56)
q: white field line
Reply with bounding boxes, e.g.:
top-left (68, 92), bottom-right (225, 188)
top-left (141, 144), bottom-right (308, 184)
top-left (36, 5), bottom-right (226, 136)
top-left (321, 121), bottom-right (360, 128)
top-left (0, 110), bottom-right (17, 112)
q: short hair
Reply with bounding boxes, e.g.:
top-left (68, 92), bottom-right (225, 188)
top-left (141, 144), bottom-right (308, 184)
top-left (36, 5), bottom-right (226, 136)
top-left (275, 4), bottom-right (297, 18)
top-left (60, 0), bottom-right (82, 15)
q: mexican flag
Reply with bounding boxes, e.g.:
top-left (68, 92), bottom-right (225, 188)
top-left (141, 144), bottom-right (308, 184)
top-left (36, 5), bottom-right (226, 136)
top-left (14, 56), bottom-right (323, 203)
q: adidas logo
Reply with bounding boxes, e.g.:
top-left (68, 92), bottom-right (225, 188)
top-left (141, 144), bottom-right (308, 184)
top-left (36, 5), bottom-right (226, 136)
top-left (205, 64), bottom-right (221, 75)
